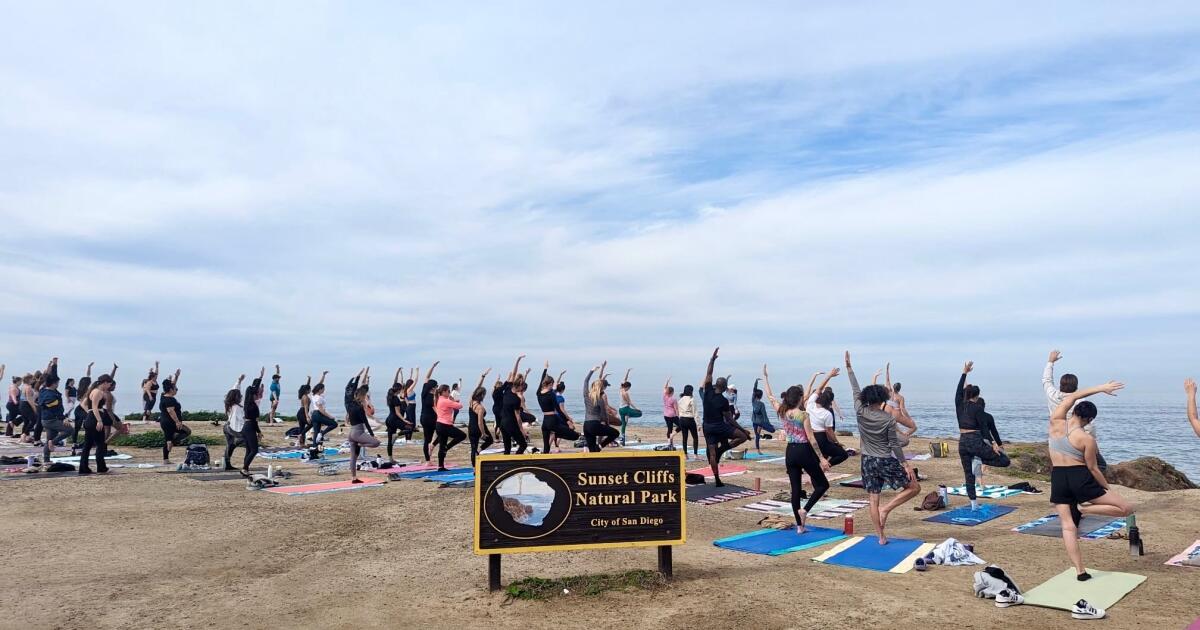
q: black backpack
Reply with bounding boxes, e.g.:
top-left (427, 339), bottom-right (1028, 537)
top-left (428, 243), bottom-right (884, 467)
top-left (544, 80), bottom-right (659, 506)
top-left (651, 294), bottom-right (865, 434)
top-left (184, 444), bottom-right (210, 467)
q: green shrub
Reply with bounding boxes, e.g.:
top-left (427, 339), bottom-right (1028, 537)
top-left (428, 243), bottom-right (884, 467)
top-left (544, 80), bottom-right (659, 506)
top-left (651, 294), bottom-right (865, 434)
top-left (108, 430), bottom-right (223, 448)
top-left (123, 409), bottom-right (295, 423)
top-left (503, 570), bottom-right (665, 601)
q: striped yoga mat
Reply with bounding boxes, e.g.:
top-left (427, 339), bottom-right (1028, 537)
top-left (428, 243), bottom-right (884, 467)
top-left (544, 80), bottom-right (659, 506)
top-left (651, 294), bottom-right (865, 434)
top-left (946, 484), bottom-right (1025, 499)
top-left (737, 498), bottom-right (869, 520)
top-left (812, 536), bottom-right (935, 573)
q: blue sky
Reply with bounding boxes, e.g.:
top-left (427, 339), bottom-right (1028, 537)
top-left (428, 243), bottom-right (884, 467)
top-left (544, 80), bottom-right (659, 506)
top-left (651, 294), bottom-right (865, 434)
top-left (1, 2), bottom-right (1199, 400)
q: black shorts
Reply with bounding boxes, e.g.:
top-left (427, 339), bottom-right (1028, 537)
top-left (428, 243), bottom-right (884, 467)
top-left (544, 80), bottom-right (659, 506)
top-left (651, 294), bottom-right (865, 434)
top-left (1050, 465), bottom-right (1106, 505)
top-left (703, 422), bottom-right (734, 442)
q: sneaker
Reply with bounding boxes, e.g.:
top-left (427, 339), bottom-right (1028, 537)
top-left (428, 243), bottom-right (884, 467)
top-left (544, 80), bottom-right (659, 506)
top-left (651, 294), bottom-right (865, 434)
top-left (1071, 599), bottom-right (1105, 620)
top-left (995, 590), bottom-right (1024, 608)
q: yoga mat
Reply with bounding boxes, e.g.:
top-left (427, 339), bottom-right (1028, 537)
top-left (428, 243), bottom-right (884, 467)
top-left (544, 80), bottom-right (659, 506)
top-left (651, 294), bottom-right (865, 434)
top-left (395, 466), bottom-right (472, 479)
top-left (838, 478), bottom-right (864, 488)
top-left (161, 467), bottom-right (265, 475)
top-left (265, 479), bottom-right (385, 495)
top-left (946, 484), bottom-right (1025, 499)
top-left (1165, 540), bottom-right (1200, 568)
top-left (738, 498), bottom-right (849, 516)
top-left (0, 471), bottom-right (94, 480)
top-left (812, 536), bottom-right (934, 573)
top-left (686, 483), bottom-right (754, 502)
top-left (262, 447), bottom-right (342, 460)
top-left (50, 453), bottom-right (132, 463)
top-left (714, 526), bottom-right (847, 556)
top-left (440, 479), bottom-right (475, 488)
top-left (1013, 514), bottom-right (1126, 540)
top-left (809, 499), bottom-right (869, 520)
top-left (188, 473), bottom-right (247, 481)
top-left (923, 504), bottom-right (1016, 526)
top-left (426, 472), bottom-right (475, 483)
top-left (623, 442), bottom-right (669, 451)
top-left (1022, 568), bottom-right (1146, 612)
top-left (302, 457), bottom-right (352, 466)
top-left (687, 463), bottom-right (748, 478)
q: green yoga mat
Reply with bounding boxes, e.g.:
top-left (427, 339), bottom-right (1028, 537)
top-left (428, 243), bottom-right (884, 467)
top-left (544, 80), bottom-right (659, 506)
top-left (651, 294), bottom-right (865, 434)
top-left (1022, 568), bottom-right (1146, 611)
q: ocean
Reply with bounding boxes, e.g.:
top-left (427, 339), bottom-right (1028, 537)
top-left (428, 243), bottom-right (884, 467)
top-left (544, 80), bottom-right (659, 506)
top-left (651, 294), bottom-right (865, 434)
top-left (123, 388), bottom-right (1199, 482)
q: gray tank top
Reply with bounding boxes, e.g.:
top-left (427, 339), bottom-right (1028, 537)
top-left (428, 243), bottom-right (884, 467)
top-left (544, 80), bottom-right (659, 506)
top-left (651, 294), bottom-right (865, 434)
top-left (1048, 426), bottom-right (1085, 459)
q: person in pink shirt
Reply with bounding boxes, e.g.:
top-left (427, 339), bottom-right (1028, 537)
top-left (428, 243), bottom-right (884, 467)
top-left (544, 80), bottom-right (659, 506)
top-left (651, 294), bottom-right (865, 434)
top-left (434, 384), bottom-right (466, 470)
top-left (662, 378), bottom-right (679, 449)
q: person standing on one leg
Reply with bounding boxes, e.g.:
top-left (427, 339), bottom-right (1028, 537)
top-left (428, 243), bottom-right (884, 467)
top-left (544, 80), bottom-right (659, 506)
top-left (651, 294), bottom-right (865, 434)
top-left (433, 384), bottom-right (466, 470)
top-left (763, 365), bottom-right (836, 533)
top-left (582, 363), bottom-right (620, 452)
top-left (617, 370), bottom-right (642, 446)
top-left (419, 361), bottom-right (441, 463)
top-left (845, 351), bottom-right (920, 545)
top-left (468, 369), bottom-right (495, 467)
top-left (956, 362), bottom-right (1011, 510)
top-left (345, 368), bottom-right (381, 483)
top-left (1186, 378), bottom-right (1200, 438)
top-left (1045, 350), bottom-right (1108, 471)
top-left (223, 377), bottom-right (245, 471)
top-left (240, 368), bottom-right (267, 477)
top-left (701, 348), bottom-right (747, 487)
top-left (158, 369), bottom-right (191, 464)
top-left (750, 379), bottom-right (776, 454)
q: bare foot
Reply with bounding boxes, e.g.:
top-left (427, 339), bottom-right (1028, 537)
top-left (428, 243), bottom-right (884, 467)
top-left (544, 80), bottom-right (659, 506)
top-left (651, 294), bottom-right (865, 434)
top-left (796, 509), bottom-right (808, 533)
top-left (878, 532), bottom-right (889, 545)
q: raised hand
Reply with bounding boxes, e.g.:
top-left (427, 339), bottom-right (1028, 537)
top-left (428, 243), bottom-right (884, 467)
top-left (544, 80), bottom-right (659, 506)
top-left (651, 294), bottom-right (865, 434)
top-left (844, 351), bottom-right (852, 367)
top-left (1186, 378), bottom-right (1197, 396)
top-left (829, 367), bottom-right (841, 378)
top-left (711, 347), bottom-right (720, 361)
top-left (963, 361), bottom-right (974, 374)
top-left (1049, 350), bottom-right (1062, 363)
top-left (1100, 381), bottom-right (1125, 396)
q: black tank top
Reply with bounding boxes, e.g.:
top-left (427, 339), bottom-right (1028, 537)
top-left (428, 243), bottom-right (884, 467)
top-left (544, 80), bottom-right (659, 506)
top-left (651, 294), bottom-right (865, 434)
top-left (536, 388), bottom-right (559, 414)
top-left (387, 392), bottom-right (403, 418)
top-left (347, 400), bottom-right (367, 426)
top-left (470, 406), bottom-right (485, 429)
top-left (159, 395), bottom-right (181, 421)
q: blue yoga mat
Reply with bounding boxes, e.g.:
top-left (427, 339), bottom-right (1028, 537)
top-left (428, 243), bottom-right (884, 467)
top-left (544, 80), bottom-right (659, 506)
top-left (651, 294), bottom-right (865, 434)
top-left (397, 467), bottom-right (473, 479)
top-left (428, 472), bottom-right (475, 482)
top-left (714, 527), bottom-right (847, 556)
top-left (822, 537), bottom-right (924, 572)
top-left (261, 447), bottom-right (342, 460)
top-left (923, 503), bottom-right (1016, 526)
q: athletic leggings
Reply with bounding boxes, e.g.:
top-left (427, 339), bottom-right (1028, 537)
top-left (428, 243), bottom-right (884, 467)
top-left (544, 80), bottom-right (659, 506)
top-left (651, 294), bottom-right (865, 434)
top-left (421, 416), bottom-right (438, 461)
top-left (42, 417), bottom-right (72, 464)
top-left (348, 424), bottom-right (381, 470)
top-left (296, 408), bottom-right (310, 445)
top-left (958, 431), bottom-right (1011, 501)
top-left (405, 403), bottom-right (417, 440)
top-left (241, 420), bottom-right (261, 471)
top-left (583, 420), bottom-right (619, 452)
top-left (436, 423), bottom-right (466, 468)
top-left (500, 419), bottom-right (528, 455)
top-left (753, 420), bottom-right (776, 451)
top-left (19, 402), bottom-right (35, 438)
top-left (677, 417), bottom-right (699, 455)
top-left (786, 441), bottom-right (829, 521)
top-left (386, 415), bottom-right (409, 460)
top-left (468, 423), bottom-right (494, 467)
top-left (618, 406), bottom-right (642, 442)
top-left (222, 423), bottom-right (244, 469)
top-left (309, 410), bottom-right (337, 448)
top-left (542, 414), bottom-right (580, 453)
top-left (159, 420), bottom-right (191, 460)
top-left (79, 418), bottom-right (107, 473)
top-left (814, 432), bottom-right (849, 466)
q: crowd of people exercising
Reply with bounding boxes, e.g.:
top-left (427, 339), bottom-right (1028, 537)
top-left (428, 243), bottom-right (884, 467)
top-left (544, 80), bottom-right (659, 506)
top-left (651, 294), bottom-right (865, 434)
top-left (6, 347), bottom-right (1200, 587)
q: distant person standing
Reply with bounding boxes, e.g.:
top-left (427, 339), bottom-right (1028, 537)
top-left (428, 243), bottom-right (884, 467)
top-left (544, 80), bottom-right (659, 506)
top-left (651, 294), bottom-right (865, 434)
top-left (1045, 349), bottom-right (1107, 470)
top-left (675, 385), bottom-right (700, 459)
top-left (750, 378), bottom-right (776, 453)
top-left (269, 364), bottom-right (281, 419)
top-left (701, 347), bottom-right (748, 486)
top-left (617, 369), bottom-right (642, 446)
top-left (1186, 378), bottom-right (1200, 438)
top-left (662, 378), bottom-right (679, 449)
top-left (450, 381), bottom-right (462, 423)
top-left (141, 361), bottom-right (160, 423)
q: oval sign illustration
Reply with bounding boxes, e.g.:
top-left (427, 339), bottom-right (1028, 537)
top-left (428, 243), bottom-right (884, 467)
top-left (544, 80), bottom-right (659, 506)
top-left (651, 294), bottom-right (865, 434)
top-left (483, 467), bottom-right (572, 540)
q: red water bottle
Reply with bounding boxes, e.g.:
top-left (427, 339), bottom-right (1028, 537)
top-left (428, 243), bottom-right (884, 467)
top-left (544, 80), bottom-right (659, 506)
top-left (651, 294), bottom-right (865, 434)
top-left (843, 515), bottom-right (854, 535)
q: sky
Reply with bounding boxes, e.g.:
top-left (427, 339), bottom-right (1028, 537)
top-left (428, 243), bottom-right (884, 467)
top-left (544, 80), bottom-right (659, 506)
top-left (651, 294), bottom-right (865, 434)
top-left (1, 1), bottom-right (1199, 403)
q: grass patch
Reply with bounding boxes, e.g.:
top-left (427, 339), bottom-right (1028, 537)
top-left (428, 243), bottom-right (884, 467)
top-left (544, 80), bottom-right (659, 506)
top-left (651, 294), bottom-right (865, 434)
top-left (122, 410), bottom-right (296, 424)
top-left (503, 570), bottom-right (665, 601)
top-left (108, 430), bottom-right (223, 448)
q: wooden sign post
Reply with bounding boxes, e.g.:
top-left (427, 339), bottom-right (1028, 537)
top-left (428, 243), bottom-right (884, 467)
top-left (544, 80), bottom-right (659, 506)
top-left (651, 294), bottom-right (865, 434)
top-left (474, 450), bottom-right (686, 590)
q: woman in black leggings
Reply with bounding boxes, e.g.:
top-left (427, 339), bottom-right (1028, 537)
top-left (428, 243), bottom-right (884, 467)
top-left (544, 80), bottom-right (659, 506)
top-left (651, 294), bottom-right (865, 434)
top-left (308, 380), bottom-right (338, 449)
top-left (419, 361), bottom-right (441, 462)
top-left (222, 377), bottom-right (246, 471)
top-left (158, 369), bottom-right (192, 464)
top-left (241, 368), bottom-right (266, 477)
top-left (385, 368), bottom-right (411, 463)
top-left (582, 362), bottom-right (620, 452)
top-left (537, 362), bottom-right (579, 454)
top-left (78, 374), bottom-right (115, 475)
top-left (467, 369), bottom-right (495, 466)
top-left (807, 386), bottom-right (849, 466)
top-left (296, 373), bottom-right (321, 448)
top-left (955, 362), bottom-right (1011, 510)
top-left (763, 365), bottom-right (835, 533)
top-left (675, 384), bottom-right (700, 459)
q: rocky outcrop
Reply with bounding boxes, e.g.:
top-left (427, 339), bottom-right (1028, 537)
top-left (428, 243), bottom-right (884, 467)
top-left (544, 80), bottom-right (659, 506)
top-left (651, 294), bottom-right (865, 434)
top-left (1104, 457), bottom-right (1197, 492)
top-left (502, 496), bottom-right (534, 522)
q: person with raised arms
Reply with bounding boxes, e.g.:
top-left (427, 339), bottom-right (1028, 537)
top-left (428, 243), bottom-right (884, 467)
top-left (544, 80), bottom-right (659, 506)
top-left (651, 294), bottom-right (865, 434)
top-left (433, 381), bottom-right (466, 470)
top-left (955, 361), bottom-right (1011, 510)
top-left (308, 373), bottom-right (338, 450)
top-left (140, 361), bottom-right (159, 424)
top-left (762, 365), bottom-right (837, 533)
top-left (497, 355), bottom-right (530, 455)
top-left (158, 368), bottom-right (192, 464)
top-left (268, 364), bottom-right (281, 419)
top-left (845, 351), bottom-right (920, 544)
top-left (582, 362), bottom-right (620, 452)
top-left (701, 347), bottom-right (748, 487)
top-left (675, 384), bottom-right (699, 459)
top-left (661, 378), bottom-right (679, 449)
top-left (1186, 378), bottom-right (1200, 438)
top-left (468, 369), bottom-right (496, 466)
top-left (345, 368), bottom-right (381, 482)
top-left (294, 374), bottom-right (314, 448)
top-left (222, 374), bottom-right (246, 471)
top-left (750, 378), bottom-right (776, 454)
top-left (419, 361), bottom-right (442, 463)
top-left (1046, 379), bottom-right (1133, 603)
top-left (37, 359), bottom-right (70, 465)
top-left (1045, 350), bottom-right (1108, 471)
top-left (239, 367), bottom-right (267, 477)
top-left (79, 373), bottom-right (116, 475)
top-left (807, 378), bottom-right (849, 467)
top-left (384, 368), bottom-right (410, 463)
top-left (552, 373), bottom-right (568, 451)
top-left (616, 369), bottom-right (643, 446)
top-left (536, 362), bottom-right (578, 454)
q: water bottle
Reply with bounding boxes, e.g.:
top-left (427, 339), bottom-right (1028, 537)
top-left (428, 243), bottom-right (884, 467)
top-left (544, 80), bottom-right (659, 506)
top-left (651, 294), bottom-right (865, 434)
top-left (1127, 514), bottom-right (1143, 556)
top-left (937, 484), bottom-right (949, 507)
top-left (26, 455), bottom-right (35, 467)
top-left (843, 514), bottom-right (854, 535)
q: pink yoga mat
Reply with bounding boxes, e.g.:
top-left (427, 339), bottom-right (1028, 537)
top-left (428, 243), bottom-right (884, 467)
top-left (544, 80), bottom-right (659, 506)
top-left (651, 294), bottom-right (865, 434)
top-left (687, 463), bottom-right (748, 477)
top-left (1166, 540), bottom-right (1200, 568)
top-left (265, 479), bottom-right (385, 495)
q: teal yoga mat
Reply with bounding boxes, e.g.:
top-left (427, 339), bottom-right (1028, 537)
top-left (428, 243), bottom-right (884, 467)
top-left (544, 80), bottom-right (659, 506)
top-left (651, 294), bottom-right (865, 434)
top-left (714, 527), bottom-right (847, 556)
top-left (923, 504), bottom-right (1016, 526)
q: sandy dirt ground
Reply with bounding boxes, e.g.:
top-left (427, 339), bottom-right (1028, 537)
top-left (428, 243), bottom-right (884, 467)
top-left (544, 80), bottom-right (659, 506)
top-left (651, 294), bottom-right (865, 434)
top-left (2, 422), bottom-right (1198, 630)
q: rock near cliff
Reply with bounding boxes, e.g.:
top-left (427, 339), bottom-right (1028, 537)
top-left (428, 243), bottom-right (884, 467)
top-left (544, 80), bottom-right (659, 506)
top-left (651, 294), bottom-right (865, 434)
top-left (1104, 457), bottom-right (1197, 492)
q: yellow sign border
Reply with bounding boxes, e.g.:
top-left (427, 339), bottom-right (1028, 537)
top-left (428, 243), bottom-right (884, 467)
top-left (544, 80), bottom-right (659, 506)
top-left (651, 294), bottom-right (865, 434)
top-left (473, 450), bottom-right (687, 555)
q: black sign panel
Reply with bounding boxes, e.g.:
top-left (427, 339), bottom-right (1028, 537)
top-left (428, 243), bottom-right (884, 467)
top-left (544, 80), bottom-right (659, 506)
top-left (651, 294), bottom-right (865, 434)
top-left (474, 451), bottom-right (686, 554)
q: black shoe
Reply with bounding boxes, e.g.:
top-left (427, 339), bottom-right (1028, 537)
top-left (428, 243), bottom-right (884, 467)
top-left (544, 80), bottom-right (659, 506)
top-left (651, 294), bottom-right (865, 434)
top-left (78, 468), bottom-right (93, 475)
top-left (351, 478), bottom-right (364, 484)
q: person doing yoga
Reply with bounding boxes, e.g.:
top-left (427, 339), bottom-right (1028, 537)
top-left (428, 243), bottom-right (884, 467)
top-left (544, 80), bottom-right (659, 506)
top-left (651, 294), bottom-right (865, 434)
top-left (385, 368), bottom-right (411, 463)
top-left (498, 355), bottom-right (530, 455)
top-left (762, 365), bottom-right (836, 533)
top-left (1047, 379), bottom-right (1133, 592)
top-left (1045, 350), bottom-right (1109, 471)
top-left (433, 383), bottom-right (465, 470)
top-left (240, 368), bottom-right (267, 476)
top-left (661, 379), bottom-right (679, 449)
top-left (617, 370), bottom-right (642, 446)
top-left (750, 378), bottom-right (776, 453)
top-left (420, 361), bottom-right (441, 463)
top-left (78, 373), bottom-right (115, 475)
top-left (141, 361), bottom-right (159, 424)
top-left (269, 365), bottom-right (281, 417)
top-left (309, 374), bottom-right (338, 449)
top-left (1186, 378), bottom-right (1200, 438)
top-left (807, 381), bottom-right (848, 466)
top-left (222, 376), bottom-right (246, 471)
top-left (846, 351), bottom-right (921, 544)
top-left (701, 348), bottom-right (748, 486)
top-left (158, 368), bottom-right (192, 464)
top-left (956, 362), bottom-right (1011, 510)
top-left (468, 370), bottom-right (496, 467)
top-left (346, 368), bottom-right (381, 483)
top-left (537, 362), bottom-right (579, 454)
top-left (295, 375), bottom-right (315, 448)
top-left (583, 362), bottom-right (620, 452)
top-left (36, 361), bottom-right (70, 465)
top-left (676, 384), bottom-right (700, 459)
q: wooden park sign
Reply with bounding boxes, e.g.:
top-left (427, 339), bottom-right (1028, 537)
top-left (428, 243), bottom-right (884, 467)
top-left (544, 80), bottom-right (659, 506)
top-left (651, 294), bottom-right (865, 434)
top-left (474, 450), bottom-right (686, 590)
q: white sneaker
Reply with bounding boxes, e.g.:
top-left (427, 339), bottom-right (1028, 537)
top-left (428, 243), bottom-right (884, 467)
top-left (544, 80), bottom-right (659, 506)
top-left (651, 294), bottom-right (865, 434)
top-left (1071, 599), bottom-right (1105, 620)
top-left (995, 590), bottom-right (1024, 608)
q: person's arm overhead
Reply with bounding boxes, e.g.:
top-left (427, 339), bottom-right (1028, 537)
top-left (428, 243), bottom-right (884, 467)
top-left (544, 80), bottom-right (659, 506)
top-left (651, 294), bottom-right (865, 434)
top-left (85, 362), bottom-right (94, 378)
top-left (172, 368), bottom-right (181, 387)
top-left (813, 368), bottom-right (839, 398)
top-left (1053, 381), bottom-right (1125, 422)
top-left (508, 355), bottom-right (525, 383)
top-left (844, 352), bottom-right (862, 401)
top-left (703, 347), bottom-right (719, 389)
top-left (761, 365), bottom-right (779, 414)
top-left (110, 363), bottom-right (118, 379)
top-left (557, 370), bottom-right (566, 384)
top-left (426, 361), bottom-right (440, 383)
top-left (956, 363), bottom-right (971, 408)
top-left (317, 370), bottom-right (328, 386)
top-left (1185, 378), bottom-right (1199, 438)
top-left (476, 369), bottom-right (491, 393)
top-left (1044, 350), bottom-right (1062, 401)
top-left (885, 363), bottom-right (892, 392)
top-left (540, 361), bottom-right (549, 388)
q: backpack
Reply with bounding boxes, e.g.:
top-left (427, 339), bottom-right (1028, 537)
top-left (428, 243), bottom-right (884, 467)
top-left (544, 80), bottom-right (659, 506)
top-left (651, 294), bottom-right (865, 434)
top-left (973, 565), bottom-right (1021, 599)
top-left (184, 444), bottom-right (210, 467)
top-left (914, 491), bottom-right (945, 511)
